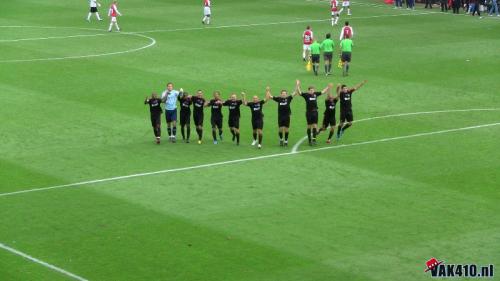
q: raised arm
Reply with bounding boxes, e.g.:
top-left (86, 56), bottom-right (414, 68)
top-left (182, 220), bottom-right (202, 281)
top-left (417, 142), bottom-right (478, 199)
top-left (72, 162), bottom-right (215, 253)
top-left (352, 80), bottom-right (367, 92)
top-left (241, 92), bottom-right (248, 105)
top-left (321, 83), bottom-right (333, 95)
top-left (265, 86), bottom-right (273, 101)
top-left (293, 79), bottom-right (302, 96)
top-left (144, 96), bottom-right (149, 104)
top-left (335, 83), bottom-right (341, 98)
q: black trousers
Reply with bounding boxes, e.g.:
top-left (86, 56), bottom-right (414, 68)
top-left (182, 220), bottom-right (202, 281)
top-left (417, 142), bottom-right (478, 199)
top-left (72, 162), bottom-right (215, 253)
top-left (441, 1), bottom-right (448, 11)
top-left (425, 0), bottom-right (433, 8)
top-left (452, 0), bottom-right (461, 13)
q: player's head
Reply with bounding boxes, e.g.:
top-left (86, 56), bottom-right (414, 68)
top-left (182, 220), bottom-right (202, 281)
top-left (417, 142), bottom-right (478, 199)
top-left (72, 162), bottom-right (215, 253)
top-left (306, 25), bottom-right (310, 30)
top-left (213, 91), bottom-right (220, 99)
top-left (308, 86), bottom-right (315, 94)
top-left (230, 93), bottom-right (237, 101)
top-left (345, 21), bottom-right (349, 26)
top-left (151, 92), bottom-right (158, 99)
top-left (252, 96), bottom-right (259, 102)
top-left (166, 82), bottom-right (174, 91)
top-left (280, 90), bottom-right (288, 97)
top-left (326, 33), bottom-right (331, 39)
top-left (341, 84), bottom-right (348, 93)
top-left (196, 90), bottom-right (203, 97)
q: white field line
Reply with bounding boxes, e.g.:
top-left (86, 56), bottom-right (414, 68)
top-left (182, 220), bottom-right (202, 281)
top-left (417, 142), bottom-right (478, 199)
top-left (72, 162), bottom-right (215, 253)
top-left (0, 33), bottom-right (107, 43)
top-left (0, 120), bottom-right (499, 198)
top-left (0, 33), bottom-right (156, 63)
top-left (291, 108), bottom-right (500, 153)
top-left (0, 242), bottom-right (88, 281)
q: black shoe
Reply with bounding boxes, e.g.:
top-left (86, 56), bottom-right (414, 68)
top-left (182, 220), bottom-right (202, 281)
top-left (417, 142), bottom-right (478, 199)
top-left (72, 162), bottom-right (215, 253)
top-left (279, 140), bottom-right (284, 146)
top-left (186, 139), bottom-right (190, 143)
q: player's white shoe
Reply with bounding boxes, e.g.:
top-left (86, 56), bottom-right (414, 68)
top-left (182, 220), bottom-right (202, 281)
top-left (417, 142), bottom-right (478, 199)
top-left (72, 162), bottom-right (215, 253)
top-left (258, 144), bottom-right (262, 149)
top-left (251, 140), bottom-right (257, 146)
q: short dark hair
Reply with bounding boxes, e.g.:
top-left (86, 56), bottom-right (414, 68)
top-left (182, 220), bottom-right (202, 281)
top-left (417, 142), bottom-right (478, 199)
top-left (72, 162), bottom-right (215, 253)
top-left (306, 25), bottom-right (310, 29)
top-left (167, 82), bottom-right (173, 86)
top-left (308, 86), bottom-right (315, 91)
top-left (341, 84), bottom-right (347, 88)
top-left (326, 33), bottom-right (331, 39)
top-left (345, 21), bottom-right (349, 26)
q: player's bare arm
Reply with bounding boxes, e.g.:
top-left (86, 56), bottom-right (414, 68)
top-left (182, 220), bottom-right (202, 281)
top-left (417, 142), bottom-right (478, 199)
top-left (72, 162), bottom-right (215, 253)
top-left (321, 83), bottom-right (334, 95)
top-left (293, 80), bottom-right (302, 96)
top-left (265, 86), bottom-right (272, 100)
top-left (352, 80), bottom-right (367, 92)
top-left (241, 92), bottom-right (247, 105)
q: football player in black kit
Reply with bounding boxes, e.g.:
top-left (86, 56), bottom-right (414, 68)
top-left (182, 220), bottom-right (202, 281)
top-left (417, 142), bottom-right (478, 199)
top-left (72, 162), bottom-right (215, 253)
top-left (191, 90), bottom-right (206, 144)
top-left (207, 91), bottom-right (224, 144)
top-left (223, 93), bottom-right (243, 145)
top-left (265, 87), bottom-right (293, 147)
top-left (144, 92), bottom-right (163, 144)
top-left (294, 80), bottom-right (333, 146)
top-left (337, 80), bottom-right (367, 140)
top-left (242, 91), bottom-right (266, 149)
top-left (318, 84), bottom-right (340, 144)
top-left (178, 89), bottom-right (192, 143)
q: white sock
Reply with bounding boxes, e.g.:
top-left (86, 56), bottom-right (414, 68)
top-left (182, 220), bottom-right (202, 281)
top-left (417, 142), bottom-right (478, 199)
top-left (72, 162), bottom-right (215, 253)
top-left (202, 16), bottom-right (207, 22)
top-left (96, 13), bottom-right (101, 20)
top-left (331, 18), bottom-right (334, 25)
top-left (115, 22), bottom-right (120, 31)
top-left (87, 13), bottom-right (91, 20)
top-left (206, 17), bottom-right (210, 24)
top-left (335, 16), bottom-right (339, 24)
top-left (348, 8), bottom-right (351, 14)
top-left (339, 8), bottom-right (344, 14)
top-left (108, 22), bottom-right (113, 31)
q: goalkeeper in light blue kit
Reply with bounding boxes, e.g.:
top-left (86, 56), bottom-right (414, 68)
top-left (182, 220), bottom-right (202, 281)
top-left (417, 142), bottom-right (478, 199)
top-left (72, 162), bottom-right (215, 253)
top-left (161, 82), bottom-right (181, 143)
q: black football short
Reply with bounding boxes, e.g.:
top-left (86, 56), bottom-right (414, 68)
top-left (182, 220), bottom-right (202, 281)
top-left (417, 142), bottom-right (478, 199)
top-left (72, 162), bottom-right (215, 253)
top-left (150, 113), bottom-right (161, 127)
top-left (324, 52), bottom-right (333, 62)
top-left (179, 110), bottom-right (190, 126)
top-left (341, 52), bottom-right (352, 63)
top-left (252, 119), bottom-right (264, 130)
top-left (90, 7), bottom-right (98, 13)
top-left (340, 109), bottom-right (353, 122)
top-left (193, 113), bottom-right (204, 126)
top-left (278, 115), bottom-right (290, 127)
top-left (322, 112), bottom-right (336, 128)
top-left (228, 116), bottom-right (240, 129)
top-left (306, 111), bottom-right (318, 125)
top-left (311, 54), bottom-right (320, 63)
top-left (211, 116), bottom-right (223, 129)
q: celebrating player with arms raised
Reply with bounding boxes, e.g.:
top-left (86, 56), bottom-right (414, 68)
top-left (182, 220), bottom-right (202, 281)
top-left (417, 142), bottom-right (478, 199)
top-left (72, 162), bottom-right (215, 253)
top-left (242, 91), bottom-right (266, 149)
top-left (337, 80), bottom-right (367, 140)
top-left (294, 80), bottom-right (333, 146)
top-left (266, 87), bottom-right (293, 147)
top-left (223, 93), bottom-right (243, 145)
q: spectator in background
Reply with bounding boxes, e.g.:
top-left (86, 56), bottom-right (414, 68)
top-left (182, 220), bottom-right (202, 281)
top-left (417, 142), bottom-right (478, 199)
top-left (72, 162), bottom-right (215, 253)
top-left (440, 0), bottom-right (449, 10)
top-left (489, 0), bottom-right (499, 16)
top-left (407, 0), bottom-right (415, 9)
top-left (425, 0), bottom-right (434, 8)
top-left (394, 0), bottom-right (403, 9)
top-left (470, 0), bottom-right (482, 17)
top-left (452, 0), bottom-right (462, 13)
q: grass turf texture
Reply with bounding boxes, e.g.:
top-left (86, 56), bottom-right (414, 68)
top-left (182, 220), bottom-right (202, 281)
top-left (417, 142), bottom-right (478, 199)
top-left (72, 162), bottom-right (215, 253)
top-left (1, 0), bottom-right (500, 280)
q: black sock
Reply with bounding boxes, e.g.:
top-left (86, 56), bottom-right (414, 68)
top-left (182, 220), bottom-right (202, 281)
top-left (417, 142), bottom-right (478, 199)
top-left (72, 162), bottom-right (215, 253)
top-left (342, 124), bottom-right (351, 132)
top-left (253, 132), bottom-right (257, 141)
top-left (197, 128), bottom-right (202, 140)
top-left (153, 128), bottom-right (158, 137)
top-left (218, 129), bottom-right (223, 138)
top-left (172, 126), bottom-right (176, 137)
top-left (285, 132), bottom-right (289, 141)
top-left (212, 130), bottom-right (217, 141)
top-left (186, 127), bottom-right (190, 140)
top-left (328, 130), bottom-right (334, 140)
top-left (337, 126), bottom-right (342, 136)
top-left (312, 128), bottom-right (317, 139)
top-left (258, 134), bottom-right (263, 145)
top-left (324, 65), bottom-right (328, 73)
top-left (279, 132), bottom-right (283, 140)
top-left (236, 133), bottom-right (240, 144)
top-left (181, 126), bottom-right (185, 139)
top-left (307, 129), bottom-right (311, 143)
top-left (157, 127), bottom-right (161, 137)
top-left (167, 127), bottom-right (172, 136)
top-left (328, 64), bottom-right (332, 73)
top-left (231, 129), bottom-right (235, 140)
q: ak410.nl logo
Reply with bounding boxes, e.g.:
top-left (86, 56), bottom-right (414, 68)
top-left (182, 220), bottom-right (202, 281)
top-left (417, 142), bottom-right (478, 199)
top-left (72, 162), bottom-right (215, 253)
top-left (424, 257), bottom-right (495, 278)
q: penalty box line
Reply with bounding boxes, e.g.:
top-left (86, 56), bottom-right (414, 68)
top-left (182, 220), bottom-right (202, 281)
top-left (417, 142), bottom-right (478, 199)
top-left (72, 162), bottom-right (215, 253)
top-left (0, 121), bottom-right (499, 198)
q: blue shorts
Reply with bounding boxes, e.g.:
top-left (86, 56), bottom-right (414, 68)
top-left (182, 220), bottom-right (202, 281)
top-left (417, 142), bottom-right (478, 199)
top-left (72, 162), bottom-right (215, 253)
top-left (165, 110), bottom-right (177, 123)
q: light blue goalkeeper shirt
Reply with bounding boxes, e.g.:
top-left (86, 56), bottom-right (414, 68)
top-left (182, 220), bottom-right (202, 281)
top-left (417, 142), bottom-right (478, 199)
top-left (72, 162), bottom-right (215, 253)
top-left (162, 90), bottom-right (179, 111)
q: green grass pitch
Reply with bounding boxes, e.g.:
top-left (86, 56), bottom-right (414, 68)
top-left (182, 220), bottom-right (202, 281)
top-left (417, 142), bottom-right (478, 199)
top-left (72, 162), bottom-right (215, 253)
top-left (1, 0), bottom-right (500, 280)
